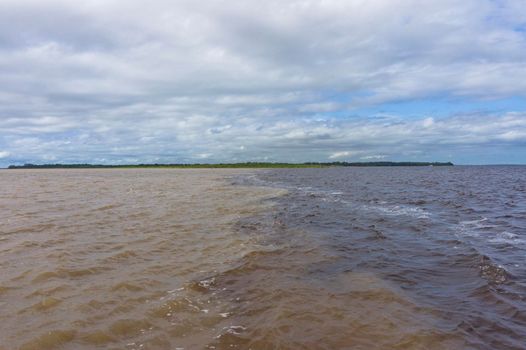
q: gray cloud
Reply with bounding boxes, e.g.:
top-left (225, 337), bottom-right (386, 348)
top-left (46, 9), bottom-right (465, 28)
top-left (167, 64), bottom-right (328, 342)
top-left (3, 111), bottom-right (526, 164)
top-left (0, 0), bottom-right (525, 165)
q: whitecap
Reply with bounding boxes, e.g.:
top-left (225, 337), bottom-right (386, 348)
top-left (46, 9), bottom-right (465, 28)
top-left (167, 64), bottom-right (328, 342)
top-left (489, 231), bottom-right (525, 245)
top-left (362, 204), bottom-right (430, 219)
top-left (458, 217), bottom-right (492, 237)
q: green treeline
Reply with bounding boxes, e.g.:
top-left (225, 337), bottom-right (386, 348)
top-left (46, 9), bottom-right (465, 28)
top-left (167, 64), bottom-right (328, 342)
top-left (8, 161), bottom-right (453, 169)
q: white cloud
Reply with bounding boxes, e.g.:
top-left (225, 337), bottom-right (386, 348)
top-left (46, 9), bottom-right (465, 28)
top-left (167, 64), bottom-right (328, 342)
top-left (1, 111), bottom-right (526, 164)
top-left (0, 151), bottom-right (10, 158)
top-left (0, 0), bottom-right (525, 165)
top-left (329, 151), bottom-right (364, 159)
top-left (360, 155), bottom-right (387, 160)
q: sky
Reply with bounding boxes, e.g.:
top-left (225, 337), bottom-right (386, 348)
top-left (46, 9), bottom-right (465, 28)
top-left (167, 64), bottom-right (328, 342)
top-left (1, 0), bottom-right (526, 166)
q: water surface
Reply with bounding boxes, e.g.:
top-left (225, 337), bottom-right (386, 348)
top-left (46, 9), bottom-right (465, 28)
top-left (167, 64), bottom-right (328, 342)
top-left (244, 166), bottom-right (526, 349)
top-left (0, 169), bottom-right (283, 349)
top-left (1, 167), bottom-right (525, 349)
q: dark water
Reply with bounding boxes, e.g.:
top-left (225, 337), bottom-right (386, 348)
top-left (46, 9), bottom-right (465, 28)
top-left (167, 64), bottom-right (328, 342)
top-left (228, 166), bottom-right (526, 349)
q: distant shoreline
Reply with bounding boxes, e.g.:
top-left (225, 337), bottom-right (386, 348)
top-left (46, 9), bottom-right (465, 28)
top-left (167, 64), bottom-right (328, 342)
top-left (7, 161), bottom-right (454, 169)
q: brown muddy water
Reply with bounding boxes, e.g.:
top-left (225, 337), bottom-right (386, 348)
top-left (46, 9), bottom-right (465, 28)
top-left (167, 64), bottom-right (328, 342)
top-left (0, 169), bottom-right (285, 350)
top-left (1, 167), bottom-right (525, 349)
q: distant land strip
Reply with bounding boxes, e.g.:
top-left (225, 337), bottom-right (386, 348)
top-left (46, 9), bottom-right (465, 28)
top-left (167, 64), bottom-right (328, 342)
top-left (7, 162), bottom-right (454, 169)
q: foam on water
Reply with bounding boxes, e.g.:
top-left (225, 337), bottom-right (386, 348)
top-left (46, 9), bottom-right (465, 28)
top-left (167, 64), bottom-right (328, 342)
top-left (488, 231), bottom-right (526, 246)
top-left (362, 204), bottom-right (430, 219)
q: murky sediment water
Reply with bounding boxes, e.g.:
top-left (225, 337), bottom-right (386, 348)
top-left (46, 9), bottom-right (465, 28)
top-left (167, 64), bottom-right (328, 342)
top-left (1, 167), bottom-right (525, 349)
top-left (0, 169), bottom-right (284, 350)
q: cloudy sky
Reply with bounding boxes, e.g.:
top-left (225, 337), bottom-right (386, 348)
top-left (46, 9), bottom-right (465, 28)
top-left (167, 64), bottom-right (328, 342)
top-left (1, 0), bottom-right (526, 166)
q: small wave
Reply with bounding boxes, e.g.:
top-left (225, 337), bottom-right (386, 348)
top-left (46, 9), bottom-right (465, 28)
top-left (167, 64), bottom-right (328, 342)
top-left (488, 231), bottom-right (526, 246)
top-left (216, 325), bottom-right (247, 338)
top-left (108, 318), bottom-right (152, 337)
top-left (79, 330), bottom-right (116, 345)
top-left (110, 282), bottom-right (145, 292)
top-left (362, 204), bottom-right (430, 219)
top-left (458, 219), bottom-right (525, 247)
top-left (478, 255), bottom-right (514, 285)
top-left (19, 329), bottom-right (76, 350)
top-left (32, 266), bottom-right (111, 283)
top-left (460, 217), bottom-right (489, 228)
top-left (148, 296), bottom-right (203, 318)
top-left (458, 217), bottom-right (492, 237)
top-left (209, 325), bottom-right (250, 349)
top-left (93, 203), bottom-right (122, 211)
